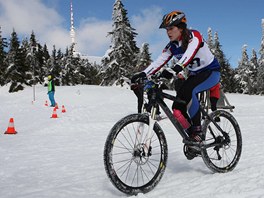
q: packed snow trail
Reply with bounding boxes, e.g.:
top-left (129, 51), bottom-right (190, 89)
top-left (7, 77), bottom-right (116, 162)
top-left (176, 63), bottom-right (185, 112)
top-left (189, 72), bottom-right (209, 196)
top-left (0, 85), bottom-right (264, 198)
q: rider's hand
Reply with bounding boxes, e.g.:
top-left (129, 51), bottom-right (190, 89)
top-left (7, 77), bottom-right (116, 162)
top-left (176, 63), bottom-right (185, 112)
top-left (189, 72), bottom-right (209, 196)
top-left (131, 72), bottom-right (147, 83)
top-left (171, 64), bottom-right (183, 74)
top-left (131, 72), bottom-right (147, 90)
top-left (159, 69), bottom-right (173, 79)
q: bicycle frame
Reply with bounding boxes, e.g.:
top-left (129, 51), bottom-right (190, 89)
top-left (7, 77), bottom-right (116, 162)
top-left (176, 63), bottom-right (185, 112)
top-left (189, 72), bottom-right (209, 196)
top-left (141, 83), bottom-right (188, 155)
top-left (141, 80), bottom-right (227, 152)
top-left (104, 80), bottom-right (242, 195)
top-left (156, 92), bottom-right (188, 139)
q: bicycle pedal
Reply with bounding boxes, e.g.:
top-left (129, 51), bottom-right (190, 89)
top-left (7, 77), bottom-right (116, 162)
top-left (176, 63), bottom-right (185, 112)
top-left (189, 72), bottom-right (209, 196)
top-left (183, 144), bottom-right (201, 160)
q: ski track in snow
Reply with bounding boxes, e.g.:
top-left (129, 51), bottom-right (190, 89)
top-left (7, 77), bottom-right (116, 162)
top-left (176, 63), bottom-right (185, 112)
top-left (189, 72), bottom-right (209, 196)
top-left (0, 85), bottom-right (264, 198)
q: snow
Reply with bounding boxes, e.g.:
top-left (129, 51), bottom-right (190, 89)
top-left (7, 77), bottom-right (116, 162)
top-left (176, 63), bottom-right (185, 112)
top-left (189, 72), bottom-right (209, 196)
top-left (0, 84), bottom-right (264, 198)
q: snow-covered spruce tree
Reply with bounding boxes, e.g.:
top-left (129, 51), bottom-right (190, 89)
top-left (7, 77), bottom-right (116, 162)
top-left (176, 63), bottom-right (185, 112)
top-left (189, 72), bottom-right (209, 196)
top-left (80, 59), bottom-right (101, 85)
top-left (249, 49), bottom-right (259, 94)
top-left (207, 27), bottom-right (214, 52)
top-left (6, 29), bottom-right (30, 92)
top-left (0, 26), bottom-right (8, 86)
top-left (61, 44), bottom-right (81, 86)
top-left (257, 19), bottom-right (264, 95)
top-left (21, 37), bottom-right (33, 86)
top-left (22, 31), bottom-right (43, 86)
top-left (34, 43), bottom-right (49, 84)
top-left (135, 43), bottom-right (152, 72)
top-left (100, 0), bottom-right (139, 86)
top-left (28, 31), bottom-right (45, 85)
top-left (40, 44), bottom-right (51, 82)
top-left (213, 32), bottom-right (235, 92)
top-left (235, 45), bottom-right (250, 94)
top-left (47, 45), bottom-right (63, 86)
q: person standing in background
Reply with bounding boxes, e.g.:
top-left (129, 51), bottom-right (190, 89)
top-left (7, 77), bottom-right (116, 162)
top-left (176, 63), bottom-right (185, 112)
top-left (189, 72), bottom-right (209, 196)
top-left (47, 75), bottom-right (56, 107)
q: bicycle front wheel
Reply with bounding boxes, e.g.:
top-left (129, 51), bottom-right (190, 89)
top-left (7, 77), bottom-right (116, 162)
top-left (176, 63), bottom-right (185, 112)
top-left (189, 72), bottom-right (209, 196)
top-left (201, 110), bottom-right (242, 173)
top-left (104, 113), bottom-right (168, 195)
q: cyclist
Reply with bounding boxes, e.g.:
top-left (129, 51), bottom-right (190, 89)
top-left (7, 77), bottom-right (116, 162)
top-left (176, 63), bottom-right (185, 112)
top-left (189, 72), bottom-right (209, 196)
top-left (131, 10), bottom-right (220, 142)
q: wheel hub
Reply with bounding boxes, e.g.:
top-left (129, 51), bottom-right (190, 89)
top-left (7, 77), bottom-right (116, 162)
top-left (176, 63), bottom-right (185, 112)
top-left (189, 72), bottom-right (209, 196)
top-left (133, 143), bottom-right (151, 165)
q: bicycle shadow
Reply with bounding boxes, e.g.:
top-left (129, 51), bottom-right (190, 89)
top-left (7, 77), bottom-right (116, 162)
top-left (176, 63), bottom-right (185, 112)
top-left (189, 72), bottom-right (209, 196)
top-left (166, 151), bottom-right (212, 175)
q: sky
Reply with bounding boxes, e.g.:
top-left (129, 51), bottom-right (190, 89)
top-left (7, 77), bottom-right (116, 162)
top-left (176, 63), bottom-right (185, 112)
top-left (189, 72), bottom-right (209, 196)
top-left (0, 83), bottom-right (264, 197)
top-left (0, 0), bottom-right (263, 68)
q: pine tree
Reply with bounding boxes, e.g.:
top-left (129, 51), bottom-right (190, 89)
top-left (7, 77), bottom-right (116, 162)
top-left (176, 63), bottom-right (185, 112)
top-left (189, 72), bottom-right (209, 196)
top-left (78, 58), bottom-right (91, 84)
top-left (6, 29), bottom-right (30, 92)
top-left (257, 19), bottom-right (264, 94)
top-left (249, 49), bottom-right (259, 94)
top-left (80, 59), bottom-right (101, 85)
top-left (135, 43), bottom-right (152, 72)
top-left (21, 37), bottom-right (34, 85)
top-left (22, 31), bottom-right (41, 87)
top-left (34, 43), bottom-right (49, 84)
top-left (213, 32), bottom-right (235, 92)
top-left (28, 31), bottom-right (42, 85)
top-left (235, 45), bottom-right (250, 93)
top-left (61, 44), bottom-right (81, 86)
top-left (41, 43), bottom-right (51, 80)
top-left (207, 27), bottom-right (214, 52)
top-left (0, 26), bottom-right (8, 86)
top-left (47, 45), bottom-right (62, 85)
top-left (100, 0), bottom-right (139, 85)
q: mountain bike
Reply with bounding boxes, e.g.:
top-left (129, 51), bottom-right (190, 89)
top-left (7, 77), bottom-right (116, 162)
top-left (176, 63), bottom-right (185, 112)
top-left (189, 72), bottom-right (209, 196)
top-left (103, 77), bottom-right (242, 195)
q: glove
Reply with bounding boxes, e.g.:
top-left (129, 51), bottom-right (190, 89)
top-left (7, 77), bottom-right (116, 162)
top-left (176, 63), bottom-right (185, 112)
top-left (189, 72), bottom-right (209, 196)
top-left (131, 72), bottom-right (147, 83)
top-left (171, 64), bottom-right (183, 74)
top-left (159, 69), bottom-right (173, 79)
top-left (130, 72), bottom-right (147, 90)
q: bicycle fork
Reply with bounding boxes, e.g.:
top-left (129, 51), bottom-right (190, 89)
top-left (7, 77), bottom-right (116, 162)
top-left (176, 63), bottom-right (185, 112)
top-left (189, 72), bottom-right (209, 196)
top-left (135, 106), bottom-right (157, 157)
top-left (144, 106), bottom-right (158, 155)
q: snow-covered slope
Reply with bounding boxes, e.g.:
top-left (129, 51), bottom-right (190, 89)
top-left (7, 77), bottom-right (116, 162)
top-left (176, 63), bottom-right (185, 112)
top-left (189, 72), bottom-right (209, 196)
top-left (0, 85), bottom-right (263, 198)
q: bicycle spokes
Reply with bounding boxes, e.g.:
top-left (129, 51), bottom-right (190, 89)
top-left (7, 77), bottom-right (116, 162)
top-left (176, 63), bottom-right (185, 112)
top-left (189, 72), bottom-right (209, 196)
top-left (201, 110), bottom-right (242, 173)
top-left (110, 119), bottom-right (165, 188)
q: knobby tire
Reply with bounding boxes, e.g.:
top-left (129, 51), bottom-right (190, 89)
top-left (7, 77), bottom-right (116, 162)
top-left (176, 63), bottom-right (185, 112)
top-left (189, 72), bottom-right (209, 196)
top-left (201, 110), bottom-right (242, 173)
top-left (103, 113), bottom-right (168, 195)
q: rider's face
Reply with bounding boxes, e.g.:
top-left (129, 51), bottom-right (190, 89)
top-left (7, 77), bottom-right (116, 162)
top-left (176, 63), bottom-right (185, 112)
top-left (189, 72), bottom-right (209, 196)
top-left (166, 26), bottom-right (182, 41)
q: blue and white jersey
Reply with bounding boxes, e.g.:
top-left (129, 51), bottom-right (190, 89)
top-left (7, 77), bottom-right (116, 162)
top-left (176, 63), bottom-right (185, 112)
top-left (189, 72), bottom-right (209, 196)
top-left (144, 29), bottom-right (220, 76)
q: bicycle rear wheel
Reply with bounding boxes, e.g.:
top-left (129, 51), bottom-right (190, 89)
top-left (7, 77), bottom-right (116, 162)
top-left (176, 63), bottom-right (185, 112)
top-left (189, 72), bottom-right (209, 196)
top-left (201, 110), bottom-right (242, 173)
top-left (104, 113), bottom-right (168, 195)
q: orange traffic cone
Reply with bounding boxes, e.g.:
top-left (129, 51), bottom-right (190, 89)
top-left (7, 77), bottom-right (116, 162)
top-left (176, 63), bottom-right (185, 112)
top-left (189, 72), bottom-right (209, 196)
top-left (45, 100), bottom-right (48, 106)
top-left (51, 108), bottom-right (58, 118)
top-left (61, 105), bottom-right (66, 113)
top-left (55, 103), bottom-right (59, 109)
top-left (5, 118), bottom-right (17, 134)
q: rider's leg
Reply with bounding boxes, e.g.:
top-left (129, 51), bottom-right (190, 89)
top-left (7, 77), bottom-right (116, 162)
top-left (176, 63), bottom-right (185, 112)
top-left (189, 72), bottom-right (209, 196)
top-left (174, 70), bottom-right (220, 142)
top-left (133, 86), bottom-right (144, 113)
top-left (210, 97), bottom-right (218, 111)
top-left (188, 71), bottom-right (220, 141)
top-left (173, 70), bottom-right (212, 129)
top-left (209, 83), bottom-right (220, 112)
